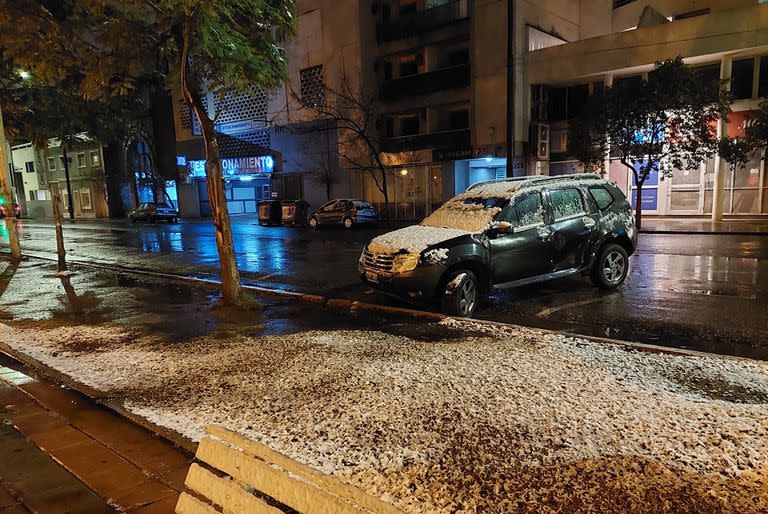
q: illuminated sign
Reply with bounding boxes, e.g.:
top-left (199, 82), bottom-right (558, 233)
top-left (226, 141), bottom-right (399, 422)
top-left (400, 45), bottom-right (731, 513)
top-left (176, 155), bottom-right (188, 166)
top-left (188, 155), bottom-right (275, 178)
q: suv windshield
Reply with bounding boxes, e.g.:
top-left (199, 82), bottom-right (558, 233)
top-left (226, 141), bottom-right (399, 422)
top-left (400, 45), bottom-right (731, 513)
top-left (422, 197), bottom-right (508, 232)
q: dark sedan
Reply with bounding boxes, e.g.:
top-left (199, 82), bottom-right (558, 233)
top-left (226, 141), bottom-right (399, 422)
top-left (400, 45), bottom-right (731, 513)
top-left (129, 202), bottom-right (178, 223)
top-left (308, 199), bottom-right (377, 229)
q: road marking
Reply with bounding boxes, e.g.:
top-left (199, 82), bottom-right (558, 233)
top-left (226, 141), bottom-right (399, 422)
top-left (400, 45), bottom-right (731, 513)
top-left (537, 297), bottom-right (604, 318)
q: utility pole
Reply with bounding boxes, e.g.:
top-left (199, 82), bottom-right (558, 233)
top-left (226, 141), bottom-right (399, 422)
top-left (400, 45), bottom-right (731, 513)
top-left (505, 0), bottom-right (516, 178)
top-left (62, 144), bottom-right (75, 219)
top-left (0, 105), bottom-right (21, 260)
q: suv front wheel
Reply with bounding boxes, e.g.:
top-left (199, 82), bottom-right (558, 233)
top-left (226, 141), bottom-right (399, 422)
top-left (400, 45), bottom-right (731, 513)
top-left (441, 270), bottom-right (479, 318)
top-left (590, 243), bottom-right (629, 289)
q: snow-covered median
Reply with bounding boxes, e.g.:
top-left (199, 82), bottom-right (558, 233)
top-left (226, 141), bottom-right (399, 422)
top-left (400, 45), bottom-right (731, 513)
top-left (2, 321), bottom-right (766, 513)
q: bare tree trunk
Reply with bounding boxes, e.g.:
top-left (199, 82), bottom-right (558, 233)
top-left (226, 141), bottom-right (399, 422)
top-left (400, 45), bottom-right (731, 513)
top-left (0, 106), bottom-right (20, 261)
top-left (378, 168), bottom-right (392, 226)
top-left (194, 100), bottom-right (243, 306)
top-left (52, 192), bottom-right (67, 271)
top-left (634, 185), bottom-right (643, 230)
top-left (62, 146), bottom-right (75, 220)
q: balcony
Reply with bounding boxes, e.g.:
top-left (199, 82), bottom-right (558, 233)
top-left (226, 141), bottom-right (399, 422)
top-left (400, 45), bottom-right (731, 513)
top-left (381, 64), bottom-right (470, 101)
top-left (377, 0), bottom-right (469, 43)
top-left (382, 128), bottom-right (471, 152)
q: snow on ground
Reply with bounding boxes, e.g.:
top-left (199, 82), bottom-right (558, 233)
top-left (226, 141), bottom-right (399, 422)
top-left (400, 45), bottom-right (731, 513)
top-left (2, 320), bottom-right (767, 513)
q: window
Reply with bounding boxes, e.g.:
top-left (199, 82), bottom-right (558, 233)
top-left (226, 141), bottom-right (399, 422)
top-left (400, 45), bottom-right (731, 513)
top-left (693, 63), bottom-right (722, 103)
top-left (24, 161), bottom-right (34, 173)
top-left (547, 84), bottom-right (588, 121)
top-left (261, 184), bottom-right (271, 199)
top-left (90, 151), bottom-right (100, 166)
top-left (399, 57), bottom-right (419, 77)
top-left (47, 157), bottom-right (56, 170)
top-left (448, 48), bottom-right (469, 66)
top-left (399, 0), bottom-right (417, 16)
top-left (589, 187), bottom-right (614, 210)
top-left (77, 153), bottom-right (86, 168)
top-left (731, 58), bottom-right (755, 100)
top-left (400, 115), bottom-right (419, 136)
top-left (29, 190), bottom-right (37, 201)
top-left (300, 65), bottom-right (324, 107)
top-left (79, 187), bottom-right (92, 210)
top-left (549, 188), bottom-right (586, 220)
top-left (320, 201), bottom-right (336, 212)
top-left (59, 156), bottom-right (67, 168)
top-left (506, 193), bottom-right (545, 229)
top-left (448, 110), bottom-right (469, 130)
top-left (759, 56), bottom-right (768, 98)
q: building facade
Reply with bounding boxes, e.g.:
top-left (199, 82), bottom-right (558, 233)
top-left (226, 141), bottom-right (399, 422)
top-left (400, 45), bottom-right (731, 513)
top-left (170, 1), bottom-right (768, 220)
top-left (524, 1), bottom-right (768, 219)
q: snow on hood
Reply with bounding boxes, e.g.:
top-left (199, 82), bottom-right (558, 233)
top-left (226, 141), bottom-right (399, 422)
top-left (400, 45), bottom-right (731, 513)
top-left (367, 225), bottom-right (470, 254)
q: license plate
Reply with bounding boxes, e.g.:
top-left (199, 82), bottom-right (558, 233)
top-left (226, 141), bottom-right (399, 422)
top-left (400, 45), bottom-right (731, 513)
top-left (365, 271), bottom-right (378, 283)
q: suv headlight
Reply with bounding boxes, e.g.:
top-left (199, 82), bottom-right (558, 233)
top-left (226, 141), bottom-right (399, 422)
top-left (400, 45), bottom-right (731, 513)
top-left (392, 253), bottom-right (419, 273)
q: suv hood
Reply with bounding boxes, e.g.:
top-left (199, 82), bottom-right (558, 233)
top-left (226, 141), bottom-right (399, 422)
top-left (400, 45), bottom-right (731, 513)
top-left (367, 225), bottom-right (470, 255)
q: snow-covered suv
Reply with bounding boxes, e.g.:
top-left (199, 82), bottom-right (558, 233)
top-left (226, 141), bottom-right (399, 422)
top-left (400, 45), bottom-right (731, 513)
top-left (359, 174), bottom-right (636, 317)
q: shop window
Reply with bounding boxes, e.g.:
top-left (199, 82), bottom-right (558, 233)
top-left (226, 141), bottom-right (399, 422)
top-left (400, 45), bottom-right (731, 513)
top-left (300, 65), bottom-right (324, 107)
top-left (400, 116), bottom-right (419, 136)
top-left (550, 188), bottom-right (586, 219)
top-left (448, 110), bottom-right (469, 130)
top-left (548, 87), bottom-right (567, 121)
top-left (759, 56), bottom-right (768, 98)
top-left (694, 63), bottom-right (721, 103)
top-left (730, 58), bottom-right (755, 100)
top-left (567, 84), bottom-right (589, 118)
top-left (24, 161), bottom-right (34, 173)
top-left (614, 75), bottom-right (642, 88)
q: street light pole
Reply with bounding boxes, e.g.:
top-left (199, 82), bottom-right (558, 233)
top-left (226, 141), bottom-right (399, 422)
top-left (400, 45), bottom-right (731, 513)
top-left (505, 0), bottom-right (516, 178)
top-left (0, 105), bottom-right (21, 260)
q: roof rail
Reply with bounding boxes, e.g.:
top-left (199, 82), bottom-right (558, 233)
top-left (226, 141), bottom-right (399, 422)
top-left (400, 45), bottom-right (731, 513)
top-left (466, 173), bottom-right (601, 191)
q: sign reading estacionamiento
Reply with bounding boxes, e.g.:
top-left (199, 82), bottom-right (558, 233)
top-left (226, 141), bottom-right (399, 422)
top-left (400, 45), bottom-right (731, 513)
top-left (188, 156), bottom-right (275, 177)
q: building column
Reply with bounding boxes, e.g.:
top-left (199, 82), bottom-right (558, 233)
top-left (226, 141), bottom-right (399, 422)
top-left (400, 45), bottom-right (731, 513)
top-left (712, 57), bottom-right (732, 222)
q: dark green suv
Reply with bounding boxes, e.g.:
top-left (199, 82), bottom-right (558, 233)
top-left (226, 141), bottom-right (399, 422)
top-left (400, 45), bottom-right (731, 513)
top-left (359, 174), bottom-right (636, 317)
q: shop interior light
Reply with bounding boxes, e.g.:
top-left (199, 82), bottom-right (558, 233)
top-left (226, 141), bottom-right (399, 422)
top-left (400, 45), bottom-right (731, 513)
top-left (400, 168), bottom-right (408, 176)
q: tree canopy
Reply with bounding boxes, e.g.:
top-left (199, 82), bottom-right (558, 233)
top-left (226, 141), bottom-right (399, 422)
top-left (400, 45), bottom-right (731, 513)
top-left (570, 57), bottom-right (733, 227)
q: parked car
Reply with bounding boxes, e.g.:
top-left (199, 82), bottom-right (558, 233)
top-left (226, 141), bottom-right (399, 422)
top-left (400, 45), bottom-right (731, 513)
top-left (129, 202), bottom-right (178, 223)
top-left (359, 174), bottom-right (636, 318)
top-left (309, 199), bottom-right (377, 229)
top-left (0, 202), bottom-right (21, 218)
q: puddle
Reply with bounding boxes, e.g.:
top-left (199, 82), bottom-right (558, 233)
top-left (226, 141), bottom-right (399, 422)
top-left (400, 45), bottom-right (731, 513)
top-left (666, 372), bottom-right (768, 404)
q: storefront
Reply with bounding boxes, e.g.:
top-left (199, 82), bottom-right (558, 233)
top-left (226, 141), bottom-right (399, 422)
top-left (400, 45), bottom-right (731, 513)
top-left (176, 134), bottom-right (281, 217)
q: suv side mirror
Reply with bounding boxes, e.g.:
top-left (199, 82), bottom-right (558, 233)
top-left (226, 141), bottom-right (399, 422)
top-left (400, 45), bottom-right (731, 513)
top-left (489, 221), bottom-right (513, 234)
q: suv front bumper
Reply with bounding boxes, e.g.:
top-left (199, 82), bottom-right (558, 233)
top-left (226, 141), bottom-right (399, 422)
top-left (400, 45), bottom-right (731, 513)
top-left (359, 263), bottom-right (445, 300)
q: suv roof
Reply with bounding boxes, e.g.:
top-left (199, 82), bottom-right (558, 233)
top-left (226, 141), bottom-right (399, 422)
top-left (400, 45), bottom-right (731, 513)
top-left (464, 173), bottom-right (608, 199)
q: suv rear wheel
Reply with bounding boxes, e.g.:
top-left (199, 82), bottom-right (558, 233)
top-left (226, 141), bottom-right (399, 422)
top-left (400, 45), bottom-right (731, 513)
top-left (590, 243), bottom-right (628, 289)
top-left (441, 270), bottom-right (479, 318)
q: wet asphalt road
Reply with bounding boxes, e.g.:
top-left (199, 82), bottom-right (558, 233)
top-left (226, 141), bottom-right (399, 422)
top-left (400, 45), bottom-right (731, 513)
top-left (3, 216), bottom-right (768, 359)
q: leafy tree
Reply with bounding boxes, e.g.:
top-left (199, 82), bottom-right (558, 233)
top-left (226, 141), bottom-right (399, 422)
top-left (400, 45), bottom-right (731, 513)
top-left (570, 58), bottom-right (732, 228)
top-left (0, 0), bottom-right (295, 308)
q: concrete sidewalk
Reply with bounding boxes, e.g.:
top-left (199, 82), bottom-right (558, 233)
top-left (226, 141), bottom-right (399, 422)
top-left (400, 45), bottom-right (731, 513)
top-left (0, 353), bottom-right (192, 514)
top-left (640, 217), bottom-right (768, 235)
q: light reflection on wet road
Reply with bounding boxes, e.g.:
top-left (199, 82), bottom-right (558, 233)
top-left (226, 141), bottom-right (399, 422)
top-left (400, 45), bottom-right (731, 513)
top-left (4, 216), bottom-right (768, 358)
